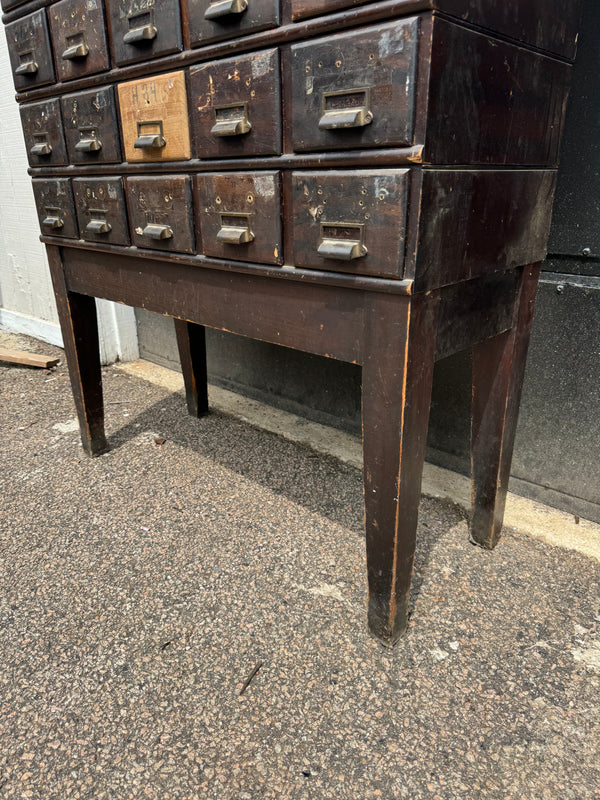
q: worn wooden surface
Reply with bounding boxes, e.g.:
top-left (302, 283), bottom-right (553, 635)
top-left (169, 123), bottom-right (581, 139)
top-left (61, 86), bottom-right (122, 164)
top-left (106, 0), bottom-right (183, 67)
top-left (189, 48), bottom-right (281, 158)
top-left (126, 175), bottom-right (195, 253)
top-left (5, 9), bottom-right (54, 90)
top-left (73, 176), bottom-right (130, 246)
top-left (195, 171), bottom-right (283, 265)
top-left (186, 0), bottom-right (280, 47)
top-left (173, 318), bottom-right (209, 417)
top-left (118, 70), bottom-right (191, 162)
top-left (32, 177), bottom-right (78, 239)
top-left (0, 347), bottom-right (59, 368)
top-left (291, 169), bottom-right (409, 278)
top-left (19, 98), bottom-right (68, 166)
top-left (48, 0), bottom-right (110, 81)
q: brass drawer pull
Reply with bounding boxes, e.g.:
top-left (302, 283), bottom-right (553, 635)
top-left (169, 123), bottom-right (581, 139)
top-left (142, 223), bottom-right (173, 240)
top-left (86, 218), bottom-right (112, 235)
top-left (30, 142), bottom-right (52, 156)
top-left (15, 55), bottom-right (38, 75)
top-left (134, 121), bottom-right (166, 150)
top-left (211, 104), bottom-right (252, 137)
top-left (62, 34), bottom-right (89, 60)
top-left (317, 223), bottom-right (367, 261)
top-left (217, 213), bottom-right (254, 245)
top-left (124, 11), bottom-right (157, 44)
top-left (75, 133), bottom-right (102, 153)
top-left (42, 213), bottom-right (64, 230)
top-left (205, 0), bottom-right (248, 20)
top-left (318, 89), bottom-right (373, 131)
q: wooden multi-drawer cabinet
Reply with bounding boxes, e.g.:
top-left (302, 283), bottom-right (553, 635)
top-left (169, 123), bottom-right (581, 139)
top-left (2, 0), bottom-right (581, 643)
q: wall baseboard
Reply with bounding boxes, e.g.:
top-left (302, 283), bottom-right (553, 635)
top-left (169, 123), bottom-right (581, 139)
top-left (0, 308), bottom-right (63, 348)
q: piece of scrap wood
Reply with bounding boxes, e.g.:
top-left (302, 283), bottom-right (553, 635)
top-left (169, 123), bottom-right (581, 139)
top-left (0, 348), bottom-right (59, 369)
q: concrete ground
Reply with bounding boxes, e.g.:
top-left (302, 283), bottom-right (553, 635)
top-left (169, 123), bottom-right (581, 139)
top-left (1, 332), bottom-right (599, 800)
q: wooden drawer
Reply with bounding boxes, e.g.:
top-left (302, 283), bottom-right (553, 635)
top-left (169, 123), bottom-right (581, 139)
top-left (195, 171), bottom-right (282, 265)
top-left (20, 99), bottom-right (68, 167)
top-left (73, 177), bottom-right (130, 245)
top-left (48, 0), bottom-right (110, 81)
top-left (126, 176), bottom-right (195, 253)
top-left (291, 169), bottom-right (409, 278)
top-left (61, 86), bottom-right (122, 164)
top-left (117, 71), bottom-right (191, 162)
top-left (32, 177), bottom-right (78, 239)
top-left (106, 0), bottom-right (183, 67)
top-left (186, 0), bottom-right (279, 47)
top-left (289, 19), bottom-right (418, 152)
top-left (189, 49), bottom-right (281, 158)
top-left (5, 10), bottom-right (55, 91)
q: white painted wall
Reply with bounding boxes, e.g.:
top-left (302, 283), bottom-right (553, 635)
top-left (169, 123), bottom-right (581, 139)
top-left (0, 30), bottom-right (139, 364)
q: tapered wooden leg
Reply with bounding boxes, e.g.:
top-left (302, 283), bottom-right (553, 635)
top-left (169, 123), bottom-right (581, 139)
top-left (470, 263), bottom-right (541, 548)
top-left (362, 291), bottom-right (440, 644)
top-left (47, 245), bottom-right (108, 457)
top-left (174, 318), bottom-right (209, 418)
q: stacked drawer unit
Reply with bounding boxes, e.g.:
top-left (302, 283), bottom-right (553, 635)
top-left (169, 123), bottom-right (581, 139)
top-left (4, 0), bottom-right (579, 290)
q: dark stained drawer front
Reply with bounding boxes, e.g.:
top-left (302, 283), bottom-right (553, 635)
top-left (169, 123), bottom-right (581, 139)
top-left (5, 11), bottom-right (55, 91)
top-left (195, 172), bottom-right (282, 265)
top-left (186, 0), bottom-right (279, 47)
top-left (107, 0), bottom-right (183, 67)
top-left (127, 176), bottom-right (195, 253)
top-left (49, 0), bottom-right (110, 81)
top-left (118, 71), bottom-right (191, 162)
top-left (189, 49), bottom-right (281, 158)
top-left (20, 100), bottom-right (68, 167)
top-left (290, 19), bottom-right (418, 152)
top-left (292, 169), bottom-right (409, 278)
top-left (291, 0), bottom-right (369, 21)
top-left (61, 87), bottom-right (122, 164)
top-left (73, 177), bottom-right (130, 245)
top-left (32, 178), bottom-right (78, 239)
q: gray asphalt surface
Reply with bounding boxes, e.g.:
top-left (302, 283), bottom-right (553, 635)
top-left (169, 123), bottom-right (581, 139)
top-left (1, 334), bottom-right (599, 799)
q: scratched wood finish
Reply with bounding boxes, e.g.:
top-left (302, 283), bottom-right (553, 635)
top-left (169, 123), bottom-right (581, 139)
top-left (73, 176), bottom-right (130, 245)
top-left (423, 17), bottom-right (572, 166)
top-left (19, 98), bottom-right (68, 166)
top-left (289, 19), bottom-right (418, 152)
top-left (32, 176), bottom-right (78, 238)
top-left (173, 319), bottom-right (209, 417)
top-left (195, 171), bottom-right (283, 265)
top-left (414, 169), bottom-right (557, 291)
top-left (470, 263), bottom-right (541, 549)
top-left (292, 169), bottom-right (409, 278)
top-left (186, 0), bottom-right (280, 47)
top-left (106, 0), bottom-right (184, 67)
top-left (117, 71), bottom-right (192, 162)
top-left (189, 48), bottom-right (281, 158)
top-left (5, 9), bottom-right (55, 90)
top-left (61, 86), bottom-right (122, 164)
top-left (126, 174), bottom-right (195, 253)
top-left (48, 0), bottom-right (110, 81)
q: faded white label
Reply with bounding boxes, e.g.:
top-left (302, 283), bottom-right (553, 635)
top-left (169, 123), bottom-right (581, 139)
top-left (251, 51), bottom-right (272, 79)
top-left (254, 175), bottom-right (275, 198)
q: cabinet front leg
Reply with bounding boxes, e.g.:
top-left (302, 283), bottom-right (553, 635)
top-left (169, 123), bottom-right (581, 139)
top-left (362, 292), bottom-right (440, 644)
top-left (174, 319), bottom-right (209, 418)
top-left (470, 263), bottom-right (541, 548)
top-left (47, 245), bottom-right (108, 457)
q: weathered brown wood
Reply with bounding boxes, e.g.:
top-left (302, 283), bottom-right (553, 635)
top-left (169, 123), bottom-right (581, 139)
top-left (173, 319), bottom-right (209, 417)
top-left (48, 0), bottom-right (110, 82)
top-left (195, 171), bottom-right (283, 265)
top-left (5, 9), bottom-right (54, 91)
top-left (470, 263), bottom-right (541, 548)
top-left (424, 18), bottom-right (572, 166)
top-left (189, 48), bottom-right (281, 158)
top-left (19, 98), bottom-right (68, 167)
top-left (0, 347), bottom-right (59, 368)
top-left (292, 169), bottom-right (409, 278)
top-left (117, 70), bottom-right (191, 162)
top-left (289, 19), bottom-right (418, 152)
top-left (72, 177), bottom-right (130, 246)
top-left (106, 0), bottom-right (183, 67)
top-left (32, 177), bottom-right (78, 239)
top-left (186, 0), bottom-right (280, 47)
top-left (126, 175), bottom-right (195, 254)
top-left (61, 86), bottom-right (122, 164)
top-left (46, 245), bottom-right (108, 457)
top-left (362, 289), bottom-right (439, 643)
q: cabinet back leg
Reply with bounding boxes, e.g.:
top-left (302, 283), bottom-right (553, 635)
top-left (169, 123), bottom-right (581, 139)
top-left (174, 319), bottom-right (209, 418)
